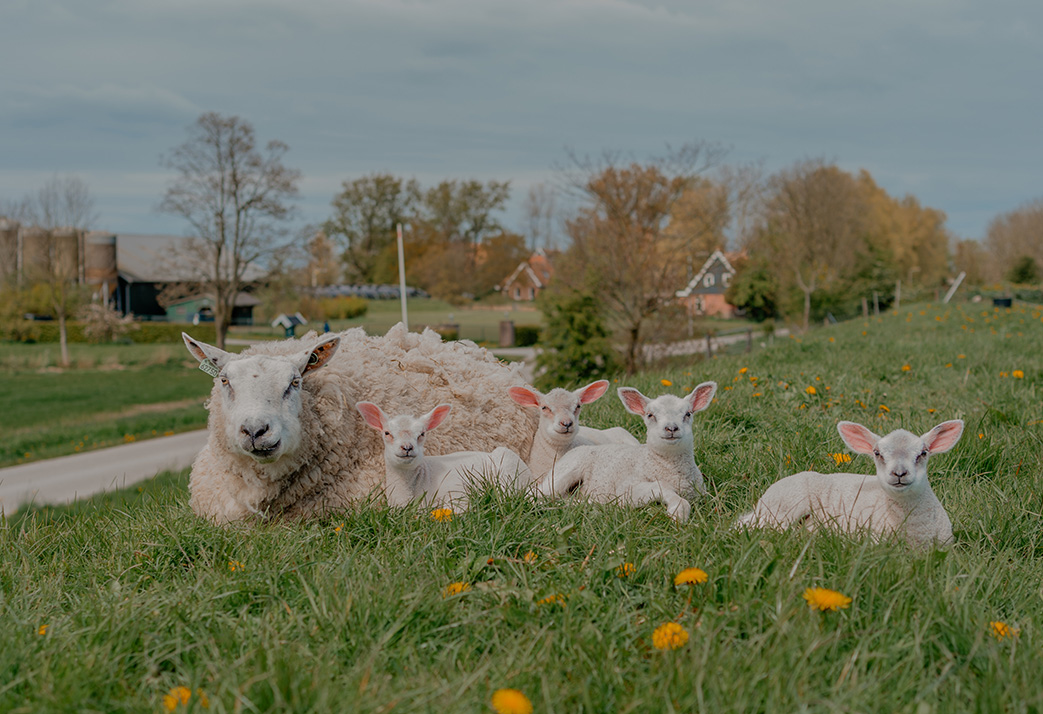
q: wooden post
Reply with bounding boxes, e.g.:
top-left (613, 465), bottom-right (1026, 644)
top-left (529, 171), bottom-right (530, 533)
top-left (895, 279), bottom-right (901, 311)
top-left (397, 223), bottom-right (408, 330)
top-left (705, 332), bottom-right (712, 358)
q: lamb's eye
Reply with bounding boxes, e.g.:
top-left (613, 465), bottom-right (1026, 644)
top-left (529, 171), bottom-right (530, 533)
top-left (541, 406), bottom-right (550, 412)
top-left (647, 413), bottom-right (656, 422)
top-left (684, 411), bottom-right (692, 420)
top-left (384, 431), bottom-right (390, 437)
top-left (873, 449), bottom-right (881, 458)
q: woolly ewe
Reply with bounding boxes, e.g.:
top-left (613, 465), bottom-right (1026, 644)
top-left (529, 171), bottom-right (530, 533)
top-left (537, 382), bottom-right (718, 522)
top-left (508, 380), bottom-right (640, 479)
top-left (182, 325), bottom-right (537, 523)
top-left (356, 401), bottom-right (532, 510)
top-left (735, 419), bottom-right (964, 547)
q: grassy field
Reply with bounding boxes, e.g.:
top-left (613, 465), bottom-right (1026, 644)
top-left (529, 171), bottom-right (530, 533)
top-left (0, 343), bottom-right (213, 466)
top-left (3, 301), bottom-right (1043, 712)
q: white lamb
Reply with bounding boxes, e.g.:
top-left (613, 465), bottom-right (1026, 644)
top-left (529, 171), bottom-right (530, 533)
top-left (508, 380), bottom-right (640, 479)
top-left (734, 419), bottom-right (964, 548)
top-left (356, 401), bottom-right (532, 510)
top-left (537, 382), bottom-right (718, 522)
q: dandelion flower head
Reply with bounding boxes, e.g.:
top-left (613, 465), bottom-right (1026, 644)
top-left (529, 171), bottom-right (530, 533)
top-left (990, 621), bottom-right (1019, 640)
top-left (162, 686), bottom-right (192, 712)
top-left (491, 688), bottom-right (533, 714)
top-left (803, 587), bottom-right (852, 612)
top-left (661, 379), bottom-right (673, 386)
top-left (805, 385), bottom-right (817, 395)
top-left (652, 622), bottom-right (690, 650)
top-left (617, 562), bottom-right (636, 578)
top-left (442, 582), bottom-right (471, 598)
top-left (430, 508), bottom-right (453, 522)
top-left (674, 567), bottom-right (708, 586)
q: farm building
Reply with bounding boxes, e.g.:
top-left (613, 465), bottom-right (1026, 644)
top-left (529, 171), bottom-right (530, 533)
top-left (675, 250), bottom-right (740, 317)
top-left (499, 250), bottom-right (555, 302)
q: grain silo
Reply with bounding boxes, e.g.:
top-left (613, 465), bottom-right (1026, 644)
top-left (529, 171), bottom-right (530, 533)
top-left (21, 227), bottom-right (51, 278)
top-left (0, 218), bottom-right (18, 286)
top-left (85, 231), bottom-right (118, 300)
top-left (53, 227), bottom-right (81, 280)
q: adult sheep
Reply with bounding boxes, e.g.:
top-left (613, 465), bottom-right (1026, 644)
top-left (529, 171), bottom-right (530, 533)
top-left (182, 324), bottom-right (537, 524)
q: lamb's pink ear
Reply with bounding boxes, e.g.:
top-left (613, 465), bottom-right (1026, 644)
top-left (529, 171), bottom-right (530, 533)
top-left (423, 404), bottom-right (452, 432)
top-left (356, 402), bottom-right (386, 432)
top-left (837, 421), bottom-right (879, 455)
top-left (576, 380), bottom-right (610, 405)
top-left (923, 420), bottom-right (964, 454)
top-left (686, 381), bottom-right (718, 413)
top-left (508, 386), bottom-right (542, 408)
top-left (301, 336), bottom-right (340, 375)
top-left (618, 387), bottom-right (650, 416)
top-left (182, 333), bottom-right (231, 369)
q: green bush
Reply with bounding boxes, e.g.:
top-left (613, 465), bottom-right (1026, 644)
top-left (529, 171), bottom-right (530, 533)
top-left (536, 288), bottom-right (619, 389)
top-left (1, 320), bottom-right (216, 344)
top-left (319, 296), bottom-right (368, 320)
top-left (513, 324), bottom-right (541, 347)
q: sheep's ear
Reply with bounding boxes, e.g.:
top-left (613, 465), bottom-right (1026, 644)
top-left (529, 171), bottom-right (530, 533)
top-left (923, 420), bottom-right (964, 454)
top-left (300, 336), bottom-right (340, 375)
top-left (837, 421), bottom-right (879, 455)
top-left (618, 387), bottom-right (650, 416)
top-left (182, 333), bottom-right (231, 373)
top-left (508, 386), bottom-right (541, 408)
top-left (686, 381), bottom-right (717, 413)
top-left (423, 404), bottom-right (452, 432)
top-left (356, 402), bottom-right (386, 432)
top-left (576, 380), bottom-right (610, 405)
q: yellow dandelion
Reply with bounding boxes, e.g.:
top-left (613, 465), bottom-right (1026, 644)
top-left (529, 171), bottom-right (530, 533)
top-left (1000, 371), bottom-right (1009, 378)
top-left (945, 362), bottom-right (952, 368)
top-left (752, 392), bottom-right (763, 397)
top-left (829, 452), bottom-right (852, 466)
top-left (927, 408), bottom-right (936, 414)
top-left (537, 593), bottom-right (566, 606)
top-left (1013, 369), bottom-right (1024, 379)
top-left (739, 367), bottom-right (748, 374)
top-left (879, 404), bottom-right (890, 413)
top-left (334, 522), bottom-right (344, 533)
top-left (491, 688), bottom-right (533, 714)
top-left (803, 587), bottom-right (852, 612)
top-left (430, 508), bottom-right (453, 522)
top-left (901, 364), bottom-right (911, 372)
top-left (37, 624), bottom-right (48, 636)
top-left (523, 550), bottom-right (538, 563)
top-left (661, 379), bottom-right (673, 386)
top-left (805, 386), bottom-right (817, 395)
top-left (196, 689), bottom-right (210, 709)
top-left (978, 432), bottom-right (985, 440)
top-left (617, 562), bottom-right (636, 578)
top-left (989, 621), bottom-right (1019, 640)
top-left (674, 567), bottom-right (708, 586)
top-left (228, 560), bottom-right (243, 572)
top-left (162, 686), bottom-right (192, 712)
top-left (862, 330), bottom-right (867, 336)
top-left (652, 622), bottom-right (689, 650)
top-left (442, 581), bottom-right (471, 598)
top-left (957, 354), bottom-right (966, 359)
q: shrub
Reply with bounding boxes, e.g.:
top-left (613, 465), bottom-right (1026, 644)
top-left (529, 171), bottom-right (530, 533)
top-left (535, 288), bottom-right (619, 389)
top-left (513, 324), bottom-right (541, 347)
top-left (79, 304), bottom-right (139, 343)
top-left (319, 296), bottom-right (368, 320)
top-left (1, 320), bottom-right (217, 344)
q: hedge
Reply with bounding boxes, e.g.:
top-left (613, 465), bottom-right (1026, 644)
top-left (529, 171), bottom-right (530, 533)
top-left (1, 321), bottom-right (217, 344)
top-left (513, 325), bottom-right (541, 347)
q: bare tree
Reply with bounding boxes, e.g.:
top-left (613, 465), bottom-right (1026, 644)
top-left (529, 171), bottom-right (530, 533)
top-left (159, 112), bottom-right (300, 348)
top-left (557, 143), bottom-right (727, 373)
top-left (20, 176), bottom-right (98, 367)
top-left (985, 197), bottom-right (1043, 283)
top-left (523, 182), bottom-right (556, 252)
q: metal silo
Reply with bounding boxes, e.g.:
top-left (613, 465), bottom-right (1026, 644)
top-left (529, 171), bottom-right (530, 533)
top-left (85, 231), bottom-right (118, 301)
top-left (53, 227), bottom-right (81, 281)
top-left (21, 227), bottom-right (51, 278)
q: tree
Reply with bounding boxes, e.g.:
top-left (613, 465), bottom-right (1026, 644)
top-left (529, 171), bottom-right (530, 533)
top-left (21, 175), bottom-right (98, 367)
top-left (558, 143), bottom-right (726, 373)
top-left (1007, 255), bottom-right (1039, 284)
top-left (523, 182), bottom-right (556, 252)
top-left (159, 113), bottom-right (300, 348)
top-left (985, 198), bottom-right (1043, 283)
top-left (754, 160), bottom-right (869, 331)
top-left (323, 174), bottom-right (417, 283)
top-left (536, 287), bottom-right (619, 389)
top-left (953, 239), bottom-right (991, 285)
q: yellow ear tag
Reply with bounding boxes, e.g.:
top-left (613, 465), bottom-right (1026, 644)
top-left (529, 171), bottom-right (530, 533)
top-left (199, 360), bottom-right (220, 378)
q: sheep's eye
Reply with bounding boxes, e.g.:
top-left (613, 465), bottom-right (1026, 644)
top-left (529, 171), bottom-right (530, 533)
top-left (647, 413), bottom-right (656, 421)
top-left (684, 411), bottom-right (692, 420)
top-left (220, 377), bottom-right (229, 386)
top-left (873, 449), bottom-right (881, 458)
top-left (918, 449), bottom-right (928, 459)
top-left (291, 378), bottom-right (300, 389)
top-left (383, 431), bottom-right (390, 437)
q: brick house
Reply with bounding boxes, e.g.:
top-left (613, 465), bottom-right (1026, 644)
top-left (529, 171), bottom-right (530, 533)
top-left (499, 250), bottom-right (554, 302)
top-left (675, 250), bottom-right (739, 317)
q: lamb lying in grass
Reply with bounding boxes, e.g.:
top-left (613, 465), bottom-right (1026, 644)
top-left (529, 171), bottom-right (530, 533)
top-left (182, 324), bottom-right (537, 524)
top-left (537, 382), bottom-right (718, 522)
top-left (508, 380), bottom-right (640, 479)
top-left (734, 419), bottom-right (964, 548)
top-left (356, 401), bottom-right (532, 511)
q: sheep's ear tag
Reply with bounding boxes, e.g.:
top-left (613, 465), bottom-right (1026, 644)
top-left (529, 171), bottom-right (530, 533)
top-left (198, 360), bottom-right (220, 378)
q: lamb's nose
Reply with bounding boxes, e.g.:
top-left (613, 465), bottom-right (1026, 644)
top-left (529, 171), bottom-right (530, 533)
top-left (401, 444), bottom-right (414, 454)
top-left (664, 424), bottom-right (679, 434)
top-left (560, 419), bottom-right (573, 429)
top-left (892, 468), bottom-right (909, 479)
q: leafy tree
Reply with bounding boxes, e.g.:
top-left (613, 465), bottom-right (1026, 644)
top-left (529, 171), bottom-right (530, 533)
top-left (158, 112), bottom-right (300, 348)
top-left (536, 287), bottom-right (619, 389)
top-left (726, 258), bottom-right (778, 321)
top-left (1007, 255), bottom-right (1039, 284)
top-left (985, 197), bottom-right (1043, 283)
top-left (323, 174), bottom-right (417, 283)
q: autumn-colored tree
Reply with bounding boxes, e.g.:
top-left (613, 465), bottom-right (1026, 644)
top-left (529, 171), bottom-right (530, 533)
top-left (953, 239), bottom-right (991, 285)
top-left (324, 174), bottom-right (417, 283)
top-left (306, 231), bottom-right (341, 287)
top-left (985, 198), bottom-right (1043, 283)
top-left (558, 144), bottom-right (725, 373)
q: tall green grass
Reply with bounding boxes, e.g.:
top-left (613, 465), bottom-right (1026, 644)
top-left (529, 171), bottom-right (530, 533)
top-left (2, 301), bottom-right (1042, 712)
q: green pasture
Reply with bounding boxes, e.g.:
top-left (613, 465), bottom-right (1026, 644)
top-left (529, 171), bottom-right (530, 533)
top-left (3, 301), bottom-right (1043, 712)
top-left (0, 343), bottom-right (213, 466)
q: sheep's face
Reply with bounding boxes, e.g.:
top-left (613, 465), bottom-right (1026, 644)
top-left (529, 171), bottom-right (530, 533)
top-left (508, 381), bottom-right (609, 444)
top-left (837, 420), bottom-right (964, 498)
top-left (357, 402), bottom-right (452, 471)
top-left (618, 382), bottom-right (717, 453)
top-left (183, 333), bottom-right (340, 467)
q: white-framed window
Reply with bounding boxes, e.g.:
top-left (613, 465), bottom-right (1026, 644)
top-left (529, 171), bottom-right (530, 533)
top-left (704, 273), bottom-right (715, 288)
top-left (514, 287), bottom-right (521, 300)
top-left (528, 287), bottom-right (536, 300)
top-left (723, 273), bottom-right (732, 287)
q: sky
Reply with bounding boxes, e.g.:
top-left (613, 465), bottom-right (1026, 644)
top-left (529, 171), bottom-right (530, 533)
top-left (1, 0), bottom-right (1041, 244)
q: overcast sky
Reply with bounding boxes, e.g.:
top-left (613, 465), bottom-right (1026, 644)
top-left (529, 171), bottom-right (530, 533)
top-left (1, 0), bottom-right (1040, 243)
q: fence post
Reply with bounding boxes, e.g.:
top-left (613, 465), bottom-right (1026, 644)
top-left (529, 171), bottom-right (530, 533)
top-left (895, 279), bottom-right (901, 312)
top-left (746, 328), bottom-right (752, 353)
top-left (705, 332), bottom-right (713, 359)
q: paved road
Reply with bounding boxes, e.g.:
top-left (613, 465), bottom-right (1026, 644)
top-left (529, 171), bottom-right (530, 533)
top-left (0, 430), bottom-right (208, 515)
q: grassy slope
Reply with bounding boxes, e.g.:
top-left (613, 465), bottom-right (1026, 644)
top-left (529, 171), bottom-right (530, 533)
top-left (0, 344), bottom-right (213, 467)
top-left (2, 302), bottom-right (1043, 713)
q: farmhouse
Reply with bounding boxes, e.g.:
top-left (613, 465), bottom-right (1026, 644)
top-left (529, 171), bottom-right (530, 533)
top-left (675, 250), bottom-right (739, 317)
top-left (499, 249), bottom-right (555, 302)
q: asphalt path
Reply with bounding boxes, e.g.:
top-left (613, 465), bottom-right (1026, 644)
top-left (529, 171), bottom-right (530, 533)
top-left (0, 430), bottom-right (208, 515)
